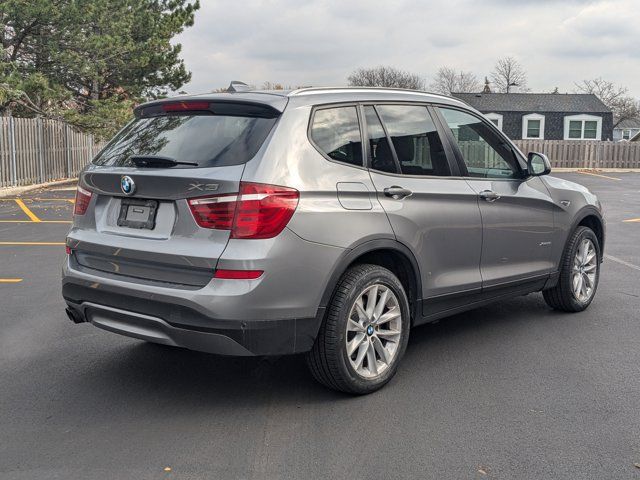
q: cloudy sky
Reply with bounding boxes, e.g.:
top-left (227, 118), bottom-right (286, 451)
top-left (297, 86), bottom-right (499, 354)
top-left (174, 0), bottom-right (640, 97)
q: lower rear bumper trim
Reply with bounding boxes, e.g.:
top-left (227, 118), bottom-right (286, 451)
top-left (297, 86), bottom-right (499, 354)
top-left (65, 300), bottom-right (325, 357)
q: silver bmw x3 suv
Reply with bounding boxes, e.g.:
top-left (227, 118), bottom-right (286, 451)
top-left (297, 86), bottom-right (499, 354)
top-left (62, 86), bottom-right (605, 394)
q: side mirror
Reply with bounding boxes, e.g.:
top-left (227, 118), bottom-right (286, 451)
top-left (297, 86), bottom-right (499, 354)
top-left (527, 152), bottom-right (551, 176)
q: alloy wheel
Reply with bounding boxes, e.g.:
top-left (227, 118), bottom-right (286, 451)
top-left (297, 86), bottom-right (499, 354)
top-left (572, 238), bottom-right (598, 302)
top-left (345, 284), bottom-right (402, 378)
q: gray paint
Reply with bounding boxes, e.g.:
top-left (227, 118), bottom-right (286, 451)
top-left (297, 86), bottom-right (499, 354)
top-left (62, 88), bottom-right (605, 357)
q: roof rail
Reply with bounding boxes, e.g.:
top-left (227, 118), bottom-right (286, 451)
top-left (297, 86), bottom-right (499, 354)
top-left (288, 86), bottom-right (452, 100)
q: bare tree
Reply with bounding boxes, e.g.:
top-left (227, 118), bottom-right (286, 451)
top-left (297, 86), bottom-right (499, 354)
top-left (490, 57), bottom-right (527, 93)
top-left (575, 78), bottom-right (640, 127)
top-left (261, 81), bottom-right (285, 90)
top-left (348, 66), bottom-right (425, 90)
top-left (429, 67), bottom-right (481, 95)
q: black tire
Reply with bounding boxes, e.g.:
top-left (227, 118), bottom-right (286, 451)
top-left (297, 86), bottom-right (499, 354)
top-left (543, 226), bottom-right (601, 312)
top-left (306, 264), bottom-right (411, 394)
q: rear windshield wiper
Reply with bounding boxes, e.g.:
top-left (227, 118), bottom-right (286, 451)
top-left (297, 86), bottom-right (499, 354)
top-left (129, 155), bottom-right (198, 168)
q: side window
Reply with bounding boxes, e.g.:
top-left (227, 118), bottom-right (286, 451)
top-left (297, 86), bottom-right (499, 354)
top-left (438, 108), bottom-right (521, 179)
top-left (376, 105), bottom-right (451, 176)
top-left (310, 107), bottom-right (363, 167)
top-left (364, 106), bottom-right (397, 174)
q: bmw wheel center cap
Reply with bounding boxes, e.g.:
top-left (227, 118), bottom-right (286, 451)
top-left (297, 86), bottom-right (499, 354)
top-left (366, 325), bottom-right (374, 336)
top-left (121, 175), bottom-right (135, 196)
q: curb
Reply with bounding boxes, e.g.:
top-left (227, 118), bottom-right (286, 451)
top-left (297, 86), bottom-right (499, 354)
top-left (0, 178), bottom-right (78, 198)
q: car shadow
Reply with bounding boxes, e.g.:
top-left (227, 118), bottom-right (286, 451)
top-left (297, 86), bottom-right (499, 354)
top-left (70, 293), bottom-right (558, 409)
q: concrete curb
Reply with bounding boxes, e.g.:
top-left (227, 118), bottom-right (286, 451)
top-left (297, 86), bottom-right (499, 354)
top-left (0, 178), bottom-right (78, 198)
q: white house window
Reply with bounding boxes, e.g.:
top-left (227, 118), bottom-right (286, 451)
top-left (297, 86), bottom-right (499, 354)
top-left (485, 113), bottom-right (503, 131)
top-left (564, 115), bottom-right (602, 140)
top-left (622, 130), bottom-right (631, 140)
top-left (522, 113), bottom-right (545, 140)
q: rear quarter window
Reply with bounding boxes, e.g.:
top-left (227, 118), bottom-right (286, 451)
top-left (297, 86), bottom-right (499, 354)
top-left (310, 106), bottom-right (363, 167)
top-left (93, 106), bottom-right (278, 168)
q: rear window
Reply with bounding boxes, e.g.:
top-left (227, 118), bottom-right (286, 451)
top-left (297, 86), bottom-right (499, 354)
top-left (93, 106), bottom-right (278, 168)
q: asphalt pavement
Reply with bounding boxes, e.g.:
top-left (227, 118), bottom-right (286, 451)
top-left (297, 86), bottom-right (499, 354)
top-left (1, 173), bottom-right (639, 479)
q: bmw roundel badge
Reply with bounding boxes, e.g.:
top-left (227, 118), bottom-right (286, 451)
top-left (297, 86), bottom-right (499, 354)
top-left (121, 175), bottom-right (135, 196)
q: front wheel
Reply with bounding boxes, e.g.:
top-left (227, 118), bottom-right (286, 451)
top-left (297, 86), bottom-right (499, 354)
top-left (543, 226), bottom-right (601, 312)
top-left (306, 264), bottom-right (410, 394)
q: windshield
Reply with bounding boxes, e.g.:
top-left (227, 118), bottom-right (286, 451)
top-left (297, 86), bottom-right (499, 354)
top-left (92, 113), bottom-right (278, 168)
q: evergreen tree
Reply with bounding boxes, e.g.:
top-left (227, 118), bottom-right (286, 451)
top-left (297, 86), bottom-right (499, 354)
top-left (0, 0), bottom-right (200, 138)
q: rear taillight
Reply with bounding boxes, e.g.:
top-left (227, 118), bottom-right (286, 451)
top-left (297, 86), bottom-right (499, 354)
top-left (73, 185), bottom-right (92, 215)
top-left (232, 182), bottom-right (299, 239)
top-left (188, 195), bottom-right (237, 230)
top-left (187, 182), bottom-right (299, 239)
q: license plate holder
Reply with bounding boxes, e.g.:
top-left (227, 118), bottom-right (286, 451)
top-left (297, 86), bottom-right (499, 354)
top-left (117, 199), bottom-right (158, 230)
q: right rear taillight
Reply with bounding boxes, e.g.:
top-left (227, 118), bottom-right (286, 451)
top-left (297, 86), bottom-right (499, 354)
top-left (187, 182), bottom-right (299, 239)
top-left (187, 194), bottom-right (237, 230)
top-left (73, 185), bottom-right (92, 215)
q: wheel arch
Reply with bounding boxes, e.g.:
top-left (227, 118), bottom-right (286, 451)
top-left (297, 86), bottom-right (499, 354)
top-left (570, 206), bottom-right (605, 257)
top-left (318, 239), bottom-right (422, 323)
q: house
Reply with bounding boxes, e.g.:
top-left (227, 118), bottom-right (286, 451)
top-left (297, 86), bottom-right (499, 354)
top-left (452, 93), bottom-right (614, 141)
top-left (613, 118), bottom-right (640, 142)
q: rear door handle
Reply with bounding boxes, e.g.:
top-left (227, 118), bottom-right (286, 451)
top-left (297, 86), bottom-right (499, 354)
top-left (479, 190), bottom-right (500, 202)
top-left (383, 186), bottom-right (413, 200)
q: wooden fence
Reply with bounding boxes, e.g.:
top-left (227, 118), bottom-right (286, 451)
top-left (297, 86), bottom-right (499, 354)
top-left (513, 139), bottom-right (640, 169)
top-left (2, 116), bottom-right (640, 190)
top-left (0, 116), bottom-right (105, 188)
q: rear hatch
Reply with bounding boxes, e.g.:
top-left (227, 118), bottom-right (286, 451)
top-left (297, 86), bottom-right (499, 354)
top-left (68, 96), bottom-right (286, 288)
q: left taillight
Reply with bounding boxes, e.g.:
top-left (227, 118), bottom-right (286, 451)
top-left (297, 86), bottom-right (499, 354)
top-left (187, 182), bottom-right (299, 239)
top-left (73, 185), bottom-right (92, 215)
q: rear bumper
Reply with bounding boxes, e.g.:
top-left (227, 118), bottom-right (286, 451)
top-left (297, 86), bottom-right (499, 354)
top-left (64, 288), bottom-right (325, 356)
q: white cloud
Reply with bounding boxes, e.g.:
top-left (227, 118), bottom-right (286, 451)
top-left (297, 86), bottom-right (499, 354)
top-left (174, 0), bottom-right (640, 96)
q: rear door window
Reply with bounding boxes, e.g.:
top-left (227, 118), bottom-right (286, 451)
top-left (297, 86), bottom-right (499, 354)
top-left (375, 105), bottom-right (451, 176)
top-left (310, 107), bottom-right (363, 167)
top-left (364, 106), bottom-right (397, 174)
top-left (93, 103), bottom-right (279, 168)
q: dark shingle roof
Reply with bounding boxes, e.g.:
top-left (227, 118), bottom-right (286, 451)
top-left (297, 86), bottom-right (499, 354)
top-left (615, 118), bottom-right (640, 129)
top-left (452, 93), bottom-right (611, 113)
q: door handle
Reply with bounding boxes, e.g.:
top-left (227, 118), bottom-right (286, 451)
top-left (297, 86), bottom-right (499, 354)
top-left (384, 186), bottom-right (412, 200)
top-left (479, 190), bottom-right (500, 202)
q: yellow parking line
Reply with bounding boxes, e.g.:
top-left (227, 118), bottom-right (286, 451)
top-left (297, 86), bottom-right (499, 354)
top-left (623, 218), bottom-right (640, 223)
top-left (577, 170), bottom-right (621, 181)
top-left (0, 278), bottom-right (23, 283)
top-left (14, 199), bottom-right (41, 222)
top-left (0, 220), bottom-right (72, 224)
top-left (31, 198), bottom-right (75, 202)
top-left (0, 242), bottom-right (65, 246)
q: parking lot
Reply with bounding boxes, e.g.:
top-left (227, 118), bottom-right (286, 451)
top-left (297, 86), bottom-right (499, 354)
top-left (1, 172), bottom-right (639, 479)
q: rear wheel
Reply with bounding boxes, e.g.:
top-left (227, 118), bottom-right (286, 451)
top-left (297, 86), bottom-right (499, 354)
top-left (543, 226), bottom-right (600, 312)
top-left (306, 264), bottom-right (410, 394)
